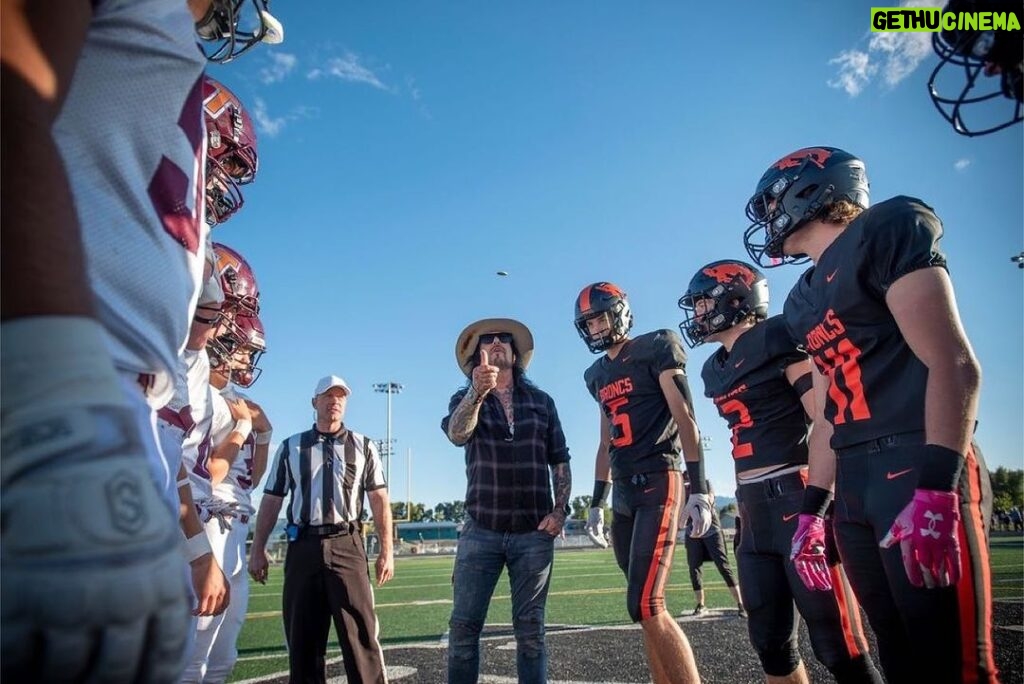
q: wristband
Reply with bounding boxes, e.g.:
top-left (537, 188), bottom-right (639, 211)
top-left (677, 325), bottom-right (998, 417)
top-left (916, 444), bottom-right (964, 491)
top-left (255, 429), bottom-right (273, 445)
top-left (792, 372), bottom-right (813, 397)
top-left (591, 480), bottom-right (611, 508)
top-left (685, 459), bottom-right (707, 494)
top-left (184, 531), bottom-right (212, 562)
top-left (800, 484), bottom-right (833, 517)
top-left (233, 418), bottom-right (253, 441)
top-left (177, 476), bottom-right (191, 489)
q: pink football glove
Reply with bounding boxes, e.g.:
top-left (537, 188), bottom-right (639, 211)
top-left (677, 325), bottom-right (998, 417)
top-left (790, 514), bottom-right (833, 592)
top-left (880, 488), bottom-right (961, 588)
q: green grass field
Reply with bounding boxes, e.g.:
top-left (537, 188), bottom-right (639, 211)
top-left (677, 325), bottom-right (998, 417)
top-left (228, 535), bottom-right (1024, 682)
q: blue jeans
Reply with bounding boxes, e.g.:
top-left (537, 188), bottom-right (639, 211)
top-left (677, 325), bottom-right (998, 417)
top-left (448, 518), bottom-right (554, 684)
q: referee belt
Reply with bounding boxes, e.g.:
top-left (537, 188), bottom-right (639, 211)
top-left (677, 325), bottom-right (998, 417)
top-left (299, 522), bottom-right (359, 538)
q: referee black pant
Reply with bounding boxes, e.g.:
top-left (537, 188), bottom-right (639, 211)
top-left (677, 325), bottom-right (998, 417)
top-left (282, 530), bottom-right (387, 683)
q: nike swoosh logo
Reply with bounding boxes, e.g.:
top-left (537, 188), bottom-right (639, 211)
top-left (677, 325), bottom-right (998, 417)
top-left (782, 512), bottom-right (799, 522)
top-left (825, 269), bottom-right (838, 283)
top-left (643, 487), bottom-right (655, 494)
top-left (734, 359), bottom-right (745, 368)
top-left (886, 468), bottom-right (913, 480)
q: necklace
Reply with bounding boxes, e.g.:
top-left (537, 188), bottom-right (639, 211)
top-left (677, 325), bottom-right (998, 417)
top-left (494, 387), bottom-right (514, 438)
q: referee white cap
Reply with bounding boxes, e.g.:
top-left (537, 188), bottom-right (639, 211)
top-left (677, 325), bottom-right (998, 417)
top-left (314, 374), bottom-right (351, 398)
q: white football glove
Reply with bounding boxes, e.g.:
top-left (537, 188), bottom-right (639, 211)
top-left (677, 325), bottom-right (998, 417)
top-left (1, 318), bottom-right (191, 682)
top-left (198, 498), bottom-right (243, 534)
top-left (585, 507), bottom-right (609, 548)
top-left (684, 493), bottom-right (713, 537)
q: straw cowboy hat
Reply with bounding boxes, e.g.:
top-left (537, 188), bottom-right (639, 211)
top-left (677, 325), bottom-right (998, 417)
top-left (455, 318), bottom-right (534, 377)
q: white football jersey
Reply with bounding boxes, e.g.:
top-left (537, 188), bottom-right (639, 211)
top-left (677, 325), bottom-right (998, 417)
top-left (179, 350), bottom-right (215, 501)
top-left (53, 0), bottom-right (208, 408)
top-left (210, 387), bottom-right (257, 512)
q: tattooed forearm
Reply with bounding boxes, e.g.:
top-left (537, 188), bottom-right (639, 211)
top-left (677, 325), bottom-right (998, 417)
top-left (551, 462), bottom-right (572, 515)
top-left (447, 387), bottom-right (486, 445)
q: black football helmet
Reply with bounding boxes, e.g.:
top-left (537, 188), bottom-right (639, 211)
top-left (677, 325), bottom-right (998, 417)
top-left (574, 282), bottom-right (633, 353)
top-left (196, 0), bottom-right (284, 63)
top-left (744, 147), bottom-right (869, 268)
top-left (678, 260), bottom-right (769, 348)
top-left (928, 0), bottom-right (1023, 137)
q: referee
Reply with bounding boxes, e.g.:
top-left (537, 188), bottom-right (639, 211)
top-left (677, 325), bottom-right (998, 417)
top-left (249, 375), bottom-right (394, 683)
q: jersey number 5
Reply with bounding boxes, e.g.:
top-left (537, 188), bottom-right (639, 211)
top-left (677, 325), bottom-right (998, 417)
top-left (606, 397), bottom-right (634, 448)
top-left (814, 338), bottom-right (871, 425)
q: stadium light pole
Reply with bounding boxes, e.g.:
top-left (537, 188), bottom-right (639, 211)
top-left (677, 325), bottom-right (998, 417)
top-left (373, 381), bottom-right (404, 489)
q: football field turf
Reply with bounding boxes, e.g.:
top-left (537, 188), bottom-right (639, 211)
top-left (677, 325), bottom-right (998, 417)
top-left (229, 535), bottom-right (1023, 682)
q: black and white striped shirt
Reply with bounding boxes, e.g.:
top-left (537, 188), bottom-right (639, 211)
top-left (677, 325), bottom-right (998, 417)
top-left (265, 424), bottom-right (386, 526)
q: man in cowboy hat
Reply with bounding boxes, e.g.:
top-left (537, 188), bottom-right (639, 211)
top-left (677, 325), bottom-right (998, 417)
top-left (442, 318), bottom-right (572, 684)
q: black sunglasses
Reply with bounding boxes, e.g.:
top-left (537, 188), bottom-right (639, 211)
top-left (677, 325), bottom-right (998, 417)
top-left (479, 332), bottom-right (513, 345)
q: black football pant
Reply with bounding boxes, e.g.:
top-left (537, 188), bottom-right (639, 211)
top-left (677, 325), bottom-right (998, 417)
top-left (738, 469), bottom-right (880, 682)
top-left (833, 434), bottom-right (997, 683)
top-left (611, 470), bottom-right (682, 623)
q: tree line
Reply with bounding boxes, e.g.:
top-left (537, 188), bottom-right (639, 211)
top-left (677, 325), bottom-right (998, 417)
top-left (390, 468), bottom-right (1023, 523)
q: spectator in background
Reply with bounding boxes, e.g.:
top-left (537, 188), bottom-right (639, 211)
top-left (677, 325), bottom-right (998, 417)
top-left (680, 475), bottom-right (745, 618)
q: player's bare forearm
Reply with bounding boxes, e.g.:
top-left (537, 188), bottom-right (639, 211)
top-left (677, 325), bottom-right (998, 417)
top-left (806, 366), bottom-right (836, 491)
top-left (252, 444), bottom-right (269, 489)
top-left (368, 488), bottom-right (393, 555)
top-left (208, 436), bottom-right (244, 486)
top-left (677, 414), bottom-right (702, 463)
top-left (177, 463), bottom-right (205, 538)
top-left (446, 387), bottom-right (485, 445)
top-left (922, 362), bottom-right (980, 455)
top-left (551, 462), bottom-right (572, 514)
top-left (1, 2), bottom-right (95, 319)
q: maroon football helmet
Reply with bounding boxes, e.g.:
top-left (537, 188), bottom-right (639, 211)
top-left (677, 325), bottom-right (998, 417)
top-left (230, 314), bottom-right (266, 388)
top-left (207, 313), bottom-right (265, 388)
top-left (203, 75), bottom-right (258, 225)
top-left (212, 242), bottom-right (260, 316)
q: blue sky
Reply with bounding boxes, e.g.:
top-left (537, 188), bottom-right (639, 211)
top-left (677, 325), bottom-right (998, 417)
top-left (211, 2), bottom-right (1023, 513)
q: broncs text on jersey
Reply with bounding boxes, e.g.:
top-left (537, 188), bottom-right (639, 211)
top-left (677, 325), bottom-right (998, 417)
top-left (598, 378), bottom-right (634, 403)
top-left (803, 309), bottom-right (847, 353)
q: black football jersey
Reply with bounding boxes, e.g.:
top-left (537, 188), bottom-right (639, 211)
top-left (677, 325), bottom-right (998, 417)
top-left (584, 329), bottom-right (689, 478)
top-left (783, 196), bottom-right (947, 449)
top-left (701, 315), bottom-right (810, 474)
